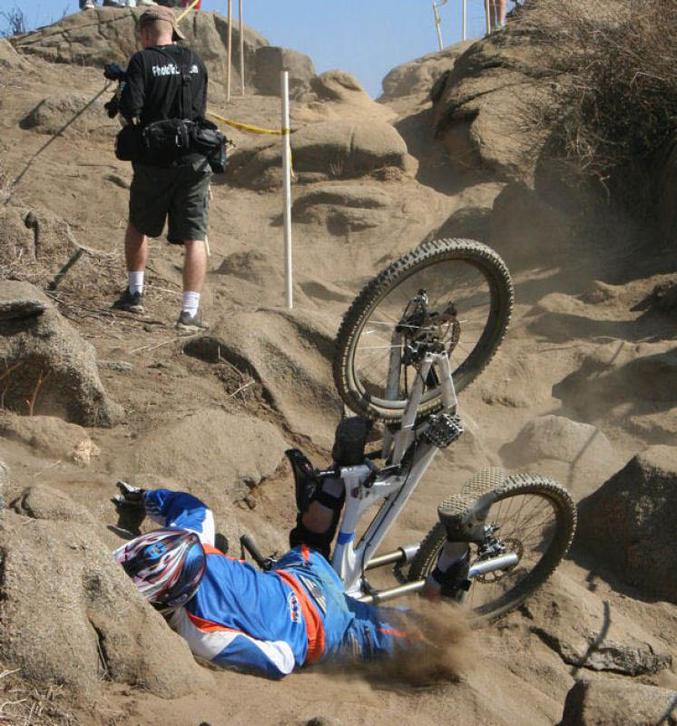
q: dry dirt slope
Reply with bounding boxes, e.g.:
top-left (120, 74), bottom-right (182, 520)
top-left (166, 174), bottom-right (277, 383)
top-left (0, 6), bottom-right (676, 725)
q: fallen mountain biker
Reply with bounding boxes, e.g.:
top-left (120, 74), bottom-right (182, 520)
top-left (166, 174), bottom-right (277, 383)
top-left (112, 419), bottom-right (469, 678)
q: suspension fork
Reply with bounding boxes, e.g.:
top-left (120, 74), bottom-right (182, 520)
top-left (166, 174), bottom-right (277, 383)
top-left (381, 330), bottom-right (402, 460)
top-left (390, 354), bottom-right (433, 465)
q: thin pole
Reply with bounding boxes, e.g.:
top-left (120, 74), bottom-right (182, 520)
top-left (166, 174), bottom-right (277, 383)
top-left (239, 0), bottom-right (245, 95)
top-left (432, 1), bottom-right (443, 51)
top-left (281, 71), bottom-right (293, 310)
top-left (462, 0), bottom-right (467, 40)
top-left (226, 0), bottom-right (232, 102)
top-left (485, 0), bottom-right (492, 34)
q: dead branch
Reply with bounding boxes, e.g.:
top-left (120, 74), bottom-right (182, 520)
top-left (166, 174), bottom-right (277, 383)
top-left (26, 369), bottom-right (50, 417)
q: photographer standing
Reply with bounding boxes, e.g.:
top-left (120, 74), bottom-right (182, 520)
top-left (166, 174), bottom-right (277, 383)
top-left (109, 6), bottom-right (212, 332)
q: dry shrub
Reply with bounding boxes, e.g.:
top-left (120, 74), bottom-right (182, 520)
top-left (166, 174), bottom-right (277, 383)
top-left (513, 0), bottom-right (676, 216)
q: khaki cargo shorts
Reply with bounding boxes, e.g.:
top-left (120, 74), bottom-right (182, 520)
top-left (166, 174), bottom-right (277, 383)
top-left (129, 157), bottom-right (212, 244)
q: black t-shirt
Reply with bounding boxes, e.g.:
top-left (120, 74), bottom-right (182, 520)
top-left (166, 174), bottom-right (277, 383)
top-left (119, 44), bottom-right (208, 126)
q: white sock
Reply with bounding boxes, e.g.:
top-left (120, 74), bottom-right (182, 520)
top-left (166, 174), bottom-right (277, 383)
top-left (437, 541), bottom-right (469, 572)
top-left (182, 291), bottom-right (200, 317)
top-left (128, 271), bottom-right (144, 295)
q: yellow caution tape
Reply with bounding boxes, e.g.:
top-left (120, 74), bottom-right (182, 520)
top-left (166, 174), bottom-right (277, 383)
top-left (176, 0), bottom-right (200, 25)
top-left (207, 111), bottom-right (290, 136)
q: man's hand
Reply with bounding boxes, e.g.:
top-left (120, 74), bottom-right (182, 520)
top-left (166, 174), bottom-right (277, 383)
top-left (112, 480), bottom-right (145, 510)
top-left (104, 94), bottom-right (120, 119)
top-left (104, 63), bottom-right (127, 82)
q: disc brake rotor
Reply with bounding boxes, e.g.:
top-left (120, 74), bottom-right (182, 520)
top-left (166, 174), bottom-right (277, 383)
top-left (475, 537), bottom-right (523, 584)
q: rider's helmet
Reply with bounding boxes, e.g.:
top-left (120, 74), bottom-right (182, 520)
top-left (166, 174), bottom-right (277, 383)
top-left (114, 528), bottom-right (206, 608)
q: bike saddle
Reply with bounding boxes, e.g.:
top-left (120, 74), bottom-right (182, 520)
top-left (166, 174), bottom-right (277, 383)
top-left (285, 448), bottom-right (319, 512)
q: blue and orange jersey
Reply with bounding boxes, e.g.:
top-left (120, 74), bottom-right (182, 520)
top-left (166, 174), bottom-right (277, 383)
top-left (141, 488), bottom-right (410, 678)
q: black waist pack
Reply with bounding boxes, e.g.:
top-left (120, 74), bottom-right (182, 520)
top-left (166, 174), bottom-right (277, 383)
top-left (191, 119), bottom-right (228, 174)
top-left (143, 118), bottom-right (193, 162)
top-left (114, 124), bottom-right (144, 162)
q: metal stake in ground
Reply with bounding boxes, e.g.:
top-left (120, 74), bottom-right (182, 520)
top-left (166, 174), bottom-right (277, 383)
top-left (226, 0), bottom-right (233, 102)
top-left (281, 71), bottom-right (293, 310)
top-left (239, 0), bottom-right (245, 95)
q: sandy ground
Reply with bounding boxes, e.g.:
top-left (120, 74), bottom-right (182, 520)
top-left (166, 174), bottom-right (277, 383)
top-left (0, 45), bottom-right (675, 726)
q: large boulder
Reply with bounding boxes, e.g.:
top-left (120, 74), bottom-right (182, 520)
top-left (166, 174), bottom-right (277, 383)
top-left (561, 679), bottom-right (677, 726)
top-left (576, 446), bottom-right (677, 602)
top-left (11, 8), bottom-right (267, 101)
top-left (553, 341), bottom-right (677, 445)
top-left (292, 183), bottom-right (394, 233)
top-left (20, 92), bottom-right (115, 137)
top-left (0, 204), bottom-right (79, 280)
top-left (129, 409), bottom-right (287, 499)
top-left (657, 136), bottom-right (677, 248)
top-left (380, 41), bottom-right (473, 101)
top-left (0, 413), bottom-right (100, 466)
top-left (0, 281), bottom-right (121, 426)
top-left (501, 415), bottom-right (615, 468)
top-left (12, 484), bottom-right (97, 525)
top-left (0, 37), bottom-right (32, 70)
top-left (500, 415), bottom-right (620, 499)
top-left (430, 35), bottom-right (550, 180)
top-left (229, 119), bottom-right (413, 189)
top-left (0, 508), bottom-right (213, 699)
top-left (183, 308), bottom-right (341, 447)
top-left (296, 71), bottom-right (395, 126)
top-left (255, 46), bottom-right (315, 97)
top-left (522, 574), bottom-right (672, 676)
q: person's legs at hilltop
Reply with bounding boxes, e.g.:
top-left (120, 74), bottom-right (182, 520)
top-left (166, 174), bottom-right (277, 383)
top-left (177, 239), bottom-right (208, 332)
top-left (489, 0), bottom-right (507, 30)
top-left (112, 222), bottom-right (147, 314)
top-left (169, 159), bottom-right (212, 332)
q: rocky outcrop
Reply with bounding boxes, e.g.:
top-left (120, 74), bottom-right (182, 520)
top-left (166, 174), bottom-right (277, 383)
top-left (292, 183), bottom-right (393, 233)
top-left (0, 281), bottom-right (121, 426)
top-left (576, 446), bottom-right (677, 602)
top-left (657, 136), bottom-right (677, 248)
top-left (522, 574), bottom-right (672, 676)
top-left (0, 508), bottom-right (212, 699)
top-left (0, 37), bottom-right (32, 70)
top-left (553, 342), bottom-right (677, 445)
top-left (12, 484), bottom-right (97, 525)
top-left (561, 679), bottom-right (677, 726)
top-left (11, 8), bottom-right (267, 100)
top-left (0, 205), bottom-right (79, 279)
top-left (229, 119), bottom-right (413, 189)
top-left (380, 41), bottom-right (473, 100)
top-left (430, 35), bottom-right (549, 180)
top-left (183, 308), bottom-right (341, 447)
top-left (19, 92), bottom-right (113, 137)
top-left (0, 413), bottom-right (100, 466)
top-left (130, 409), bottom-right (287, 499)
top-left (255, 46), bottom-right (315, 97)
top-left (501, 416), bottom-right (615, 469)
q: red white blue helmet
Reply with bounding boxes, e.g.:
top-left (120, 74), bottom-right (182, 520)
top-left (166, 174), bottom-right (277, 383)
top-left (114, 528), bottom-right (206, 608)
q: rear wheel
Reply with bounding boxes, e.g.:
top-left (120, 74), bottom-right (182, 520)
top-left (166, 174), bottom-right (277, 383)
top-left (333, 239), bottom-right (513, 422)
top-left (408, 474), bottom-right (576, 623)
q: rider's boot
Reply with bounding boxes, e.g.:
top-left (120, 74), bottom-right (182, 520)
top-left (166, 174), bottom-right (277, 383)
top-left (286, 417), bottom-right (372, 560)
top-left (286, 449), bottom-right (345, 560)
top-left (422, 539), bottom-right (470, 600)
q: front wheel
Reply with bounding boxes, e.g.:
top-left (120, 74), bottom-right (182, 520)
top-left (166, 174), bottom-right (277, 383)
top-left (333, 239), bottom-right (513, 422)
top-left (408, 473), bottom-right (577, 624)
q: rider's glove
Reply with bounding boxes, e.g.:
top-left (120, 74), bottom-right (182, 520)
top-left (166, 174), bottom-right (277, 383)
top-left (103, 63), bottom-right (127, 82)
top-left (112, 480), bottom-right (145, 510)
top-left (104, 95), bottom-right (120, 118)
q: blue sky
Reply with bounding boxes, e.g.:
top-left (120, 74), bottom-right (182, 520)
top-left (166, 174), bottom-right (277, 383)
top-left (7, 1), bottom-right (509, 96)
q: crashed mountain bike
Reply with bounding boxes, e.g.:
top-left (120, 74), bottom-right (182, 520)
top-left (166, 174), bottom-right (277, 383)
top-left (250, 239), bottom-right (576, 622)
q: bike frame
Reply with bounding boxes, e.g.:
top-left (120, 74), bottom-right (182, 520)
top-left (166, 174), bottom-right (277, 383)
top-left (331, 350), bottom-right (457, 598)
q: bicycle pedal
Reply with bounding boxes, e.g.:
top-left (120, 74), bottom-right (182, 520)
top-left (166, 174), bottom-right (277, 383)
top-left (422, 413), bottom-right (464, 448)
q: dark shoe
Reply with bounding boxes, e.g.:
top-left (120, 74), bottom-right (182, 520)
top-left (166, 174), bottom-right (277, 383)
top-left (112, 288), bottom-right (144, 314)
top-left (430, 552), bottom-right (471, 598)
top-left (175, 310), bottom-right (209, 334)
